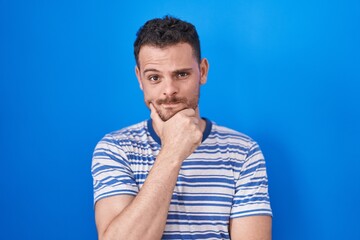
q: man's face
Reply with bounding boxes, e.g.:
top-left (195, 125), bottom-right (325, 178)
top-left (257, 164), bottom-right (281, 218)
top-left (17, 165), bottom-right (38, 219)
top-left (135, 43), bottom-right (209, 121)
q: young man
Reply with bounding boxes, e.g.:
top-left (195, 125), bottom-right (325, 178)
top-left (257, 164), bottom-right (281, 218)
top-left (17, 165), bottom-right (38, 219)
top-left (92, 16), bottom-right (272, 240)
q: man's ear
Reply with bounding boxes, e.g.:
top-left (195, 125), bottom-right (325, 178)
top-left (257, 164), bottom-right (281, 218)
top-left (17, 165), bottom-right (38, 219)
top-left (200, 58), bottom-right (209, 85)
top-left (135, 65), bottom-right (143, 90)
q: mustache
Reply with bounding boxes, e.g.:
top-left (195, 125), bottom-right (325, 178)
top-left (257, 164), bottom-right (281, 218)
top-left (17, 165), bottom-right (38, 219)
top-left (155, 96), bottom-right (187, 105)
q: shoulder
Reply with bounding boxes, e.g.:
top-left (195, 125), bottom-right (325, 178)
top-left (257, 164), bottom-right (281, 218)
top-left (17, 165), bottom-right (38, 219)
top-left (94, 120), bottom-right (150, 151)
top-left (210, 121), bottom-right (258, 149)
top-left (104, 120), bottom-right (148, 142)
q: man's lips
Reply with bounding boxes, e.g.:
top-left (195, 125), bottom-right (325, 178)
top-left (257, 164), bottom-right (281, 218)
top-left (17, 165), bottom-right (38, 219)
top-left (161, 102), bottom-right (182, 109)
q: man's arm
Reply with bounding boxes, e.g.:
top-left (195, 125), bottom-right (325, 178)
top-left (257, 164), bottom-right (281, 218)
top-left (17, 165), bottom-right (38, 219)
top-left (229, 140), bottom-right (272, 240)
top-left (95, 150), bottom-right (183, 240)
top-left (94, 104), bottom-right (203, 240)
top-left (229, 216), bottom-right (272, 240)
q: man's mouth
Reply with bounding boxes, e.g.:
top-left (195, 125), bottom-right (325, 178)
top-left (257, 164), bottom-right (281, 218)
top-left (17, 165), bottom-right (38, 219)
top-left (161, 102), bottom-right (182, 109)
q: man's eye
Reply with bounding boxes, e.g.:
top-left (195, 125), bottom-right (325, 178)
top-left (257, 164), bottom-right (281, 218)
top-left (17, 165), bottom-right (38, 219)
top-left (177, 72), bottom-right (188, 78)
top-left (148, 75), bottom-right (159, 81)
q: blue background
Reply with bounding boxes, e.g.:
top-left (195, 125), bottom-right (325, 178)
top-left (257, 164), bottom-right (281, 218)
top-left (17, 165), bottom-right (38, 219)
top-left (1, 0), bottom-right (359, 239)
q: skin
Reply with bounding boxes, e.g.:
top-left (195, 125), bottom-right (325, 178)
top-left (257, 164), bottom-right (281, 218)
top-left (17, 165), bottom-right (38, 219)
top-left (94, 42), bottom-right (272, 240)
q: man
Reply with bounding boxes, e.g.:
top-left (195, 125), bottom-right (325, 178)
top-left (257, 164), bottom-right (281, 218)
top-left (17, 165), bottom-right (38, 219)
top-left (92, 16), bottom-right (272, 240)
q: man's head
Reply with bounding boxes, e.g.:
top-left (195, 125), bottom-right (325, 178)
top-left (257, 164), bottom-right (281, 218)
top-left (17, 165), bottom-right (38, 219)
top-left (134, 15), bottom-right (201, 68)
top-left (134, 16), bottom-right (208, 121)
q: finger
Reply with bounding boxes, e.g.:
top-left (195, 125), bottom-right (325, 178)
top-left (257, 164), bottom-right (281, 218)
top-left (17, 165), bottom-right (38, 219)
top-left (149, 103), bottom-right (163, 126)
top-left (178, 107), bottom-right (196, 117)
top-left (194, 117), bottom-right (200, 124)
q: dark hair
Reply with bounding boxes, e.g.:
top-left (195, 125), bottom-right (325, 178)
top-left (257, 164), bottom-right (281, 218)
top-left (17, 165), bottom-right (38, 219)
top-left (134, 15), bottom-right (201, 67)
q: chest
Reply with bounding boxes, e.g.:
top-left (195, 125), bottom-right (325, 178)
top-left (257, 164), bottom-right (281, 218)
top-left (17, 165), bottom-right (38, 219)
top-left (131, 150), bottom-right (236, 211)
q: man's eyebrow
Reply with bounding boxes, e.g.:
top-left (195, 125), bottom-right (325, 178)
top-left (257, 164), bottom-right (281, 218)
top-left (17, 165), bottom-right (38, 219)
top-left (143, 68), bottom-right (160, 74)
top-left (173, 68), bottom-right (193, 73)
top-left (143, 68), bottom-right (193, 74)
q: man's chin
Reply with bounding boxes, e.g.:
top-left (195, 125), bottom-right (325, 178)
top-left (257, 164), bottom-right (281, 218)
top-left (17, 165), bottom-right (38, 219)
top-left (158, 104), bottom-right (199, 121)
top-left (155, 103), bottom-right (185, 121)
top-left (158, 110), bottom-right (179, 121)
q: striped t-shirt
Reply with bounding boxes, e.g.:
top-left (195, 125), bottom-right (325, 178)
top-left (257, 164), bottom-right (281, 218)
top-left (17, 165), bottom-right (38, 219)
top-left (92, 119), bottom-right (272, 239)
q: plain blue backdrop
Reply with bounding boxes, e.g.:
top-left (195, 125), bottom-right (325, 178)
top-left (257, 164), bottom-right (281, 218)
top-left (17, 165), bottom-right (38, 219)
top-left (1, 0), bottom-right (359, 239)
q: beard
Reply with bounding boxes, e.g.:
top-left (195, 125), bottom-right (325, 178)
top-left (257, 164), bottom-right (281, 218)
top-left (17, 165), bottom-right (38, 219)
top-left (147, 89), bottom-right (200, 121)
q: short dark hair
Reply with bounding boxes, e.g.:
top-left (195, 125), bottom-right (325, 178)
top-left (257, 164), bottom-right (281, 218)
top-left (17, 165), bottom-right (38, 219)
top-left (134, 15), bottom-right (201, 67)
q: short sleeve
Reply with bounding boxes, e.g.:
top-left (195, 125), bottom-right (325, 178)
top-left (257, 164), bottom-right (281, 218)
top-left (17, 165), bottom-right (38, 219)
top-left (91, 134), bottom-right (139, 205)
top-left (230, 142), bottom-right (272, 218)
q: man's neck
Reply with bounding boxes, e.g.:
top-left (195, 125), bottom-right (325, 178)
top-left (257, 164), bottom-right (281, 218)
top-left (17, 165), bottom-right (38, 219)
top-left (199, 117), bottom-right (206, 134)
top-left (195, 106), bottom-right (206, 133)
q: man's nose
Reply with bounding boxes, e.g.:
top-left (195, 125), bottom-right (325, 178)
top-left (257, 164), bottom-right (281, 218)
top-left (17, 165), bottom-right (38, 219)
top-left (162, 79), bottom-right (179, 96)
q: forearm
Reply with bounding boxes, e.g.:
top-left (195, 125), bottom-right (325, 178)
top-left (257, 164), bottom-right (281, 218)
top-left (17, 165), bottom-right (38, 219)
top-left (101, 150), bottom-right (182, 240)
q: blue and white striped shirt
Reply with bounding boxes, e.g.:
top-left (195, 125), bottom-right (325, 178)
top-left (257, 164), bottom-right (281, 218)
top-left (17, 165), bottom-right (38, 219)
top-left (92, 119), bottom-right (272, 239)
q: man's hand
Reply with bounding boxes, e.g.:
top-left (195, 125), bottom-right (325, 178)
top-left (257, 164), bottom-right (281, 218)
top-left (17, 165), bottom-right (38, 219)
top-left (150, 103), bottom-right (203, 161)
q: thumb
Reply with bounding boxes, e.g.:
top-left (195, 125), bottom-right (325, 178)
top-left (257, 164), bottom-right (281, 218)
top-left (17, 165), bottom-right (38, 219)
top-left (149, 103), bottom-right (163, 134)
